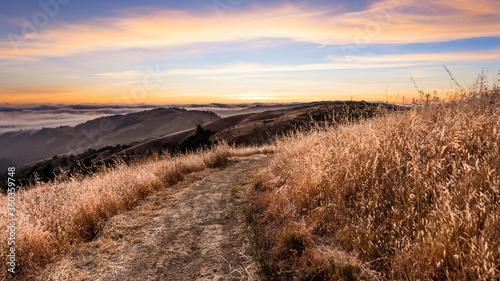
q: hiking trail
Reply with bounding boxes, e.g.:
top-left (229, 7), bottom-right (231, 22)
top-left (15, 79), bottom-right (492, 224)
top-left (36, 155), bottom-right (269, 281)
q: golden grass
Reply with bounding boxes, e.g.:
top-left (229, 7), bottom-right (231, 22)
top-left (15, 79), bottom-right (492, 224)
top-left (0, 143), bottom-right (271, 279)
top-left (227, 144), bottom-right (276, 157)
top-left (253, 88), bottom-right (500, 280)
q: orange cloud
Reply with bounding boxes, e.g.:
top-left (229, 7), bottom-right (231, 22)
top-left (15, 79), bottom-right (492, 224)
top-left (329, 49), bottom-right (500, 64)
top-left (1, 1), bottom-right (499, 59)
top-left (143, 50), bottom-right (500, 78)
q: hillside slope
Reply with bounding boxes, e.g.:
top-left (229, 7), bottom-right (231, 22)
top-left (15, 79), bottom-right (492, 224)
top-left (116, 101), bottom-right (383, 158)
top-left (253, 91), bottom-right (500, 280)
top-left (0, 108), bottom-right (219, 166)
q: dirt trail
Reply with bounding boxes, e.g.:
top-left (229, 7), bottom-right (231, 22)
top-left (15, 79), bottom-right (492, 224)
top-left (36, 155), bottom-right (269, 281)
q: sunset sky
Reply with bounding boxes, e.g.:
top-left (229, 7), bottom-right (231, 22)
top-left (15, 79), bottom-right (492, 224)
top-left (0, 0), bottom-right (499, 104)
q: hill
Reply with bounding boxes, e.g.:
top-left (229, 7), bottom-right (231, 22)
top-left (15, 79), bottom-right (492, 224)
top-left (251, 89), bottom-right (500, 280)
top-left (0, 101), bottom-right (390, 187)
top-left (1, 91), bottom-right (498, 280)
top-left (0, 108), bottom-right (219, 167)
top-left (114, 101), bottom-right (385, 158)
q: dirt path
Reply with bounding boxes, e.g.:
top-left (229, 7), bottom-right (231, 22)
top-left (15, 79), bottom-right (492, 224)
top-left (37, 155), bottom-right (269, 281)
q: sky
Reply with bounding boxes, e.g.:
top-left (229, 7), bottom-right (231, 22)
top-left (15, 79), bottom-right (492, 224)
top-left (0, 0), bottom-right (499, 104)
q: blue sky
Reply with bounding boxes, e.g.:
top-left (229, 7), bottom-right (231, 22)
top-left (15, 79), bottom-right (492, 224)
top-left (0, 0), bottom-right (499, 103)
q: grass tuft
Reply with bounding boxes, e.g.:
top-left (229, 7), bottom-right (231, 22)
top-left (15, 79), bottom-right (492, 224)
top-left (278, 228), bottom-right (305, 255)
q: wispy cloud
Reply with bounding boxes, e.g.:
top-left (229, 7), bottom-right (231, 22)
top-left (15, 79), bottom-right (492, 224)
top-left (159, 49), bottom-right (500, 77)
top-left (1, 1), bottom-right (499, 59)
top-left (164, 61), bottom-right (417, 76)
top-left (98, 70), bottom-right (146, 79)
top-left (0, 1), bottom-right (498, 104)
top-left (328, 49), bottom-right (500, 64)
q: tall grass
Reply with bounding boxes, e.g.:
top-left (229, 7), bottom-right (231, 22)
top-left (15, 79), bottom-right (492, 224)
top-left (0, 143), bottom-right (270, 279)
top-left (254, 87), bottom-right (500, 280)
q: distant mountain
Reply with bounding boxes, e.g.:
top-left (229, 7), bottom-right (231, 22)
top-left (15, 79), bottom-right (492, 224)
top-left (208, 101), bottom-right (338, 117)
top-left (0, 108), bottom-right (220, 166)
top-left (112, 101), bottom-right (389, 158)
top-left (0, 101), bottom-right (402, 187)
top-left (0, 101), bottom-right (341, 133)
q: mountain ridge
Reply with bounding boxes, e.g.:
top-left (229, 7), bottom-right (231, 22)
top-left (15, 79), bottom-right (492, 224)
top-left (0, 108), bottom-right (220, 166)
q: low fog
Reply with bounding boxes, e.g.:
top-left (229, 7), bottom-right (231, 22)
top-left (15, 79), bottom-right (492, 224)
top-left (0, 103), bottom-right (279, 134)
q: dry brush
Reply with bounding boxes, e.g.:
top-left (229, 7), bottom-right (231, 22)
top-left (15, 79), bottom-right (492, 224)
top-left (253, 88), bottom-right (500, 280)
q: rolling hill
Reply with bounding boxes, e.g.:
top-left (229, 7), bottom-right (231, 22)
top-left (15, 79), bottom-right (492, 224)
top-left (0, 108), bottom-right (220, 167)
top-left (111, 101), bottom-right (384, 158)
top-left (0, 101), bottom-right (390, 186)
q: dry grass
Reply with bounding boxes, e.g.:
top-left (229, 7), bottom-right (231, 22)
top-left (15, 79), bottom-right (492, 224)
top-left (253, 87), bottom-right (500, 280)
top-left (227, 144), bottom-right (276, 157)
top-left (0, 142), bottom-right (271, 280)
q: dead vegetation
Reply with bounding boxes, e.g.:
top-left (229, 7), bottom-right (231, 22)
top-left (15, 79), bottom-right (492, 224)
top-left (252, 84), bottom-right (500, 280)
top-left (0, 143), bottom-right (271, 280)
top-left (2, 74), bottom-right (499, 280)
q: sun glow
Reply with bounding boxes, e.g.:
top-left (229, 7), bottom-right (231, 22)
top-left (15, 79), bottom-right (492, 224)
top-left (232, 93), bottom-right (276, 101)
top-left (0, 1), bottom-right (498, 104)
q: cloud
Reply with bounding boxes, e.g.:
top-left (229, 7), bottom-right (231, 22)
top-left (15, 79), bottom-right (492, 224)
top-left (156, 49), bottom-right (500, 77)
top-left (328, 49), bottom-right (500, 64)
top-left (337, 0), bottom-right (500, 44)
top-left (98, 70), bottom-right (147, 79)
top-left (0, 103), bottom-right (158, 113)
top-left (0, 1), bottom-right (498, 104)
top-left (1, 1), bottom-right (499, 59)
top-left (164, 61), bottom-right (416, 76)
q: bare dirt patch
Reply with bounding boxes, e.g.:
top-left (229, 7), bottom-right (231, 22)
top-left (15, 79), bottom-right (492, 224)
top-left (33, 155), bottom-right (269, 281)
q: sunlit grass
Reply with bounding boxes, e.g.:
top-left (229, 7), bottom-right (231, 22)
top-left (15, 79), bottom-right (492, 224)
top-left (253, 85), bottom-right (500, 279)
top-left (0, 143), bottom-right (272, 278)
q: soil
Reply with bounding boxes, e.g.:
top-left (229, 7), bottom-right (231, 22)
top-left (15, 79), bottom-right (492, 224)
top-left (34, 155), bottom-right (269, 281)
